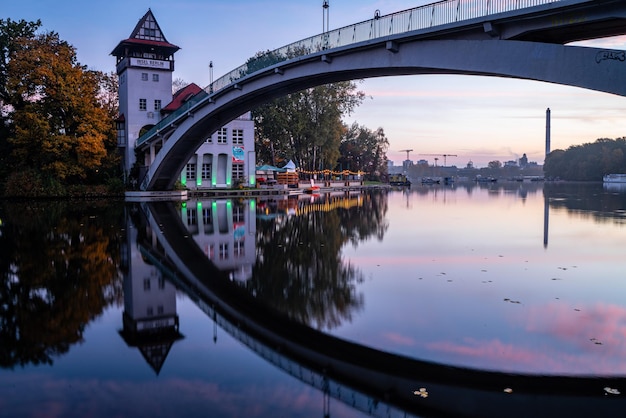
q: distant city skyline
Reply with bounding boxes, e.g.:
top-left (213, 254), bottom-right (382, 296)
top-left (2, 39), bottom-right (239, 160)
top-left (5, 0), bottom-right (626, 168)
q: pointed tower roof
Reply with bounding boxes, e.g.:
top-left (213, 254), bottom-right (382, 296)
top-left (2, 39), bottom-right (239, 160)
top-left (111, 9), bottom-right (180, 57)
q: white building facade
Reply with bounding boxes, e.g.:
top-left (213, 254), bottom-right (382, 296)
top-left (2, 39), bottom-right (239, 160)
top-left (112, 9), bottom-right (255, 189)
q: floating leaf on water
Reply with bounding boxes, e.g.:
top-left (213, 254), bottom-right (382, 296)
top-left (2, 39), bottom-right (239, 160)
top-left (413, 388), bottom-right (429, 398)
top-left (604, 387), bottom-right (621, 395)
top-left (503, 388), bottom-right (513, 394)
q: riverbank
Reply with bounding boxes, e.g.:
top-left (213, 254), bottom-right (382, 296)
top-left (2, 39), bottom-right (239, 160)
top-left (125, 181), bottom-right (388, 201)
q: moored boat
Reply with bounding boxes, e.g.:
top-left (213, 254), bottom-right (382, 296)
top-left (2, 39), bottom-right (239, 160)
top-left (603, 173), bottom-right (626, 183)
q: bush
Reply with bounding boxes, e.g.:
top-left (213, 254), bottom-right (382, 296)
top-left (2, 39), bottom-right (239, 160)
top-left (3, 169), bottom-right (66, 198)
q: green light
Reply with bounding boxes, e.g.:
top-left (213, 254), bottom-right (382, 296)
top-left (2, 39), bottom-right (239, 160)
top-left (180, 171), bottom-right (187, 186)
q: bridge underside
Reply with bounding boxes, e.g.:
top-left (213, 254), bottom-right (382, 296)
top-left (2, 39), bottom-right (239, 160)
top-left (143, 38), bottom-right (626, 191)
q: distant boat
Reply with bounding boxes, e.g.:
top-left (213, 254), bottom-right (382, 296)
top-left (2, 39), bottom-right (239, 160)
top-left (389, 174), bottom-right (411, 187)
top-left (475, 175), bottom-right (497, 183)
top-left (603, 174), bottom-right (626, 183)
top-left (305, 179), bottom-right (321, 194)
top-left (421, 177), bottom-right (440, 185)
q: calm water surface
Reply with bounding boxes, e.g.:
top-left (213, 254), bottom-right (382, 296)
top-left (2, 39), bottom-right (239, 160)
top-left (1, 182), bottom-right (625, 418)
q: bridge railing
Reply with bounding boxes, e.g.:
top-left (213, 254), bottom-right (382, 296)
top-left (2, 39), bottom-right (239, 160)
top-left (136, 0), bottom-right (561, 156)
top-left (207, 0), bottom-right (562, 94)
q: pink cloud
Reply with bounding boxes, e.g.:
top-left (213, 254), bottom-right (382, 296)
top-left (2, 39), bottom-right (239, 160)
top-left (382, 331), bottom-right (417, 347)
top-left (421, 302), bottom-right (626, 375)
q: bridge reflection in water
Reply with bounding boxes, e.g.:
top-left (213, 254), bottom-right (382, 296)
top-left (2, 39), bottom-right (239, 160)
top-left (128, 193), bottom-right (626, 418)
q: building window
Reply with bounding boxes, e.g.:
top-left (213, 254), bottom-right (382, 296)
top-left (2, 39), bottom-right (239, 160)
top-left (141, 72), bottom-right (148, 81)
top-left (117, 127), bottom-right (126, 146)
top-left (139, 98), bottom-right (147, 111)
top-left (154, 99), bottom-right (161, 111)
top-left (232, 163), bottom-right (244, 180)
top-left (232, 129), bottom-right (244, 145)
top-left (186, 163), bottom-right (196, 180)
top-left (234, 240), bottom-right (245, 258)
top-left (219, 243), bottom-right (229, 260)
top-left (205, 136), bottom-right (213, 144)
top-left (147, 306), bottom-right (153, 316)
top-left (187, 208), bottom-right (197, 226)
top-left (203, 207), bottom-right (212, 226)
top-left (233, 206), bottom-right (244, 223)
top-left (157, 305), bottom-right (164, 315)
top-left (202, 162), bottom-right (212, 180)
top-left (158, 277), bottom-right (165, 289)
top-left (217, 128), bottom-right (228, 144)
top-left (152, 73), bottom-right (159, 82)
top-left (143, 278), bottom-right (151, 291)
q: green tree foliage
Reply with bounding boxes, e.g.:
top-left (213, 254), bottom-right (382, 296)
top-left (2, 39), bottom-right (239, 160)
top-left (544, 138), bottom-right (626, 180)
top-left (254, 82), bottom-right (365, 170)
top-left (0, 18), bottom-right (41, 181)
top-left (338, 123), bottom-right (389, 180)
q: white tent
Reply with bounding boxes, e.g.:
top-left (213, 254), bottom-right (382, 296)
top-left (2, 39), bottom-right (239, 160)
top-left (283, 160), bottom-right (296, 171)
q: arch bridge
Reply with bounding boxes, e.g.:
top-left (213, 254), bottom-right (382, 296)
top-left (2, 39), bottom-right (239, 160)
top-left (137, 0), bottom-right (626, 191)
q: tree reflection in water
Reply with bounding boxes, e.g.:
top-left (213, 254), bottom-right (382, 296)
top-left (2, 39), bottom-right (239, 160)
top-left (247, 190), bottom-right (389, 330)
top-left (0, 200), bottom-right (124, 368)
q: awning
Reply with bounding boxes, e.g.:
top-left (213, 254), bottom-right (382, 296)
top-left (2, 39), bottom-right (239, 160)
top-left (256, 164), bottom-right (286, 172)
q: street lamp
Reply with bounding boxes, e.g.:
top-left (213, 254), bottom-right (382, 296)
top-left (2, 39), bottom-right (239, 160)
top-left (209, 61), bottom-right (214, 93)
top-left (322, 1), bottom-right (330, 49)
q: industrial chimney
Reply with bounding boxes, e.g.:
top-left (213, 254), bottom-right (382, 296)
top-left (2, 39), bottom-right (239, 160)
top-left (545, 108), bottom-right (551, 158)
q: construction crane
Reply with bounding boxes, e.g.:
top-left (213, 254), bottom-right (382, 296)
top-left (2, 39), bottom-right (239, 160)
top-left (420, 153), bottom-right (458, 167)
top-left (399, 149), bottom-right (413, 160)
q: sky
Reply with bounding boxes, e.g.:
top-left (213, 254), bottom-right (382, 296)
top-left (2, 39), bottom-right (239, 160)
top-left (4, 0), bottom-right (626, 168)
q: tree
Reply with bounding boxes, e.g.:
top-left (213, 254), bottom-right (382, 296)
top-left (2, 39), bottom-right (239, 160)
top-left (0, 18), bottom-right (41, 182)
top-left (544, 137), bottom-right (626, 180)
top-left (338, 123), bottom-right (389, 180)
top-left (4, 31), bottom-right (112, 187)
top-left (487, 160), bottom-right (502, 169)
top-left (254, 82), bottom-right (365, 170)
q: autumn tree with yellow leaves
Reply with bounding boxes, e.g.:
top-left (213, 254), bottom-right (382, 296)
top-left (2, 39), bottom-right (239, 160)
top-left (0, 19), bottom-right (119, 197)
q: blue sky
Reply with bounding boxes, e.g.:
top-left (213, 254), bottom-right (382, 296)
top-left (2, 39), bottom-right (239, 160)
top-left (5, 0), bottom-right (626, 167)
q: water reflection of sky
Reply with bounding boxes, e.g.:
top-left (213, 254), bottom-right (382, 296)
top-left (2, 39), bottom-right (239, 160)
top-left (338, 186), bottom-right (626, 376)
top-left (1, 298), bottom-right (363, 418)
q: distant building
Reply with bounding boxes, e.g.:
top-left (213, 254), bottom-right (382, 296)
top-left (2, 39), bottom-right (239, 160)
top-left (519, 153), bottom-right (528, 168)
top-left (504, 160), bottom-right (518, 167)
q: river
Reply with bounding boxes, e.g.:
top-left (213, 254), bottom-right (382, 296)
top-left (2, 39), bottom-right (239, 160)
top-left (0, 181), bottom-right (625, 418)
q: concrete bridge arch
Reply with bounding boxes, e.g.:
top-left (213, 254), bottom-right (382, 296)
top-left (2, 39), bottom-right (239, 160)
top-left (140, 1), bottom-right (626, 190)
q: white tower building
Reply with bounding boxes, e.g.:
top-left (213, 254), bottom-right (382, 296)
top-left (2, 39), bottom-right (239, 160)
top-left (111, 9), bottom-right (179, 180)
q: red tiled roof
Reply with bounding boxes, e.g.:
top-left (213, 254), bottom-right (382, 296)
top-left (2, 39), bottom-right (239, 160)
top-left (161, 83), bottom-right (203, 113)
